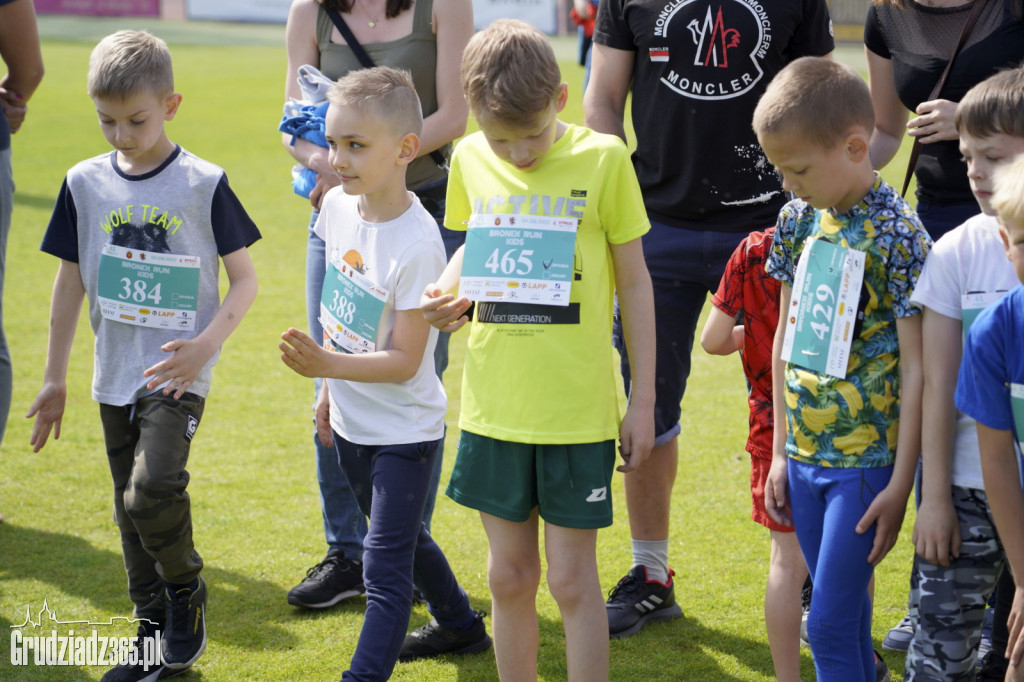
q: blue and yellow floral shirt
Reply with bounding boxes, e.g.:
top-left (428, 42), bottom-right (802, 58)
top-left (765, 175), bottom-right (931, 468)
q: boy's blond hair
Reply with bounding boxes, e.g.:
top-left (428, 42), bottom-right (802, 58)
top-left (954, 67), bottom-right (1024, 140)
top-left (461, 19), bottom-right (562, 125)
top-left (992, 154), bottom-right (1024, 226)
top-left (327, 66), bottom-right (423, 138)
top-left (88, 30), bottom-right (173, 100)
top-left (753, 56), bottom-right (875, 148)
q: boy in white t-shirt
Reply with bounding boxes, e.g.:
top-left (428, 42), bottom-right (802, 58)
top-left (279, 67), bottom-right (490, 680)
top-left (904, 67), bottom-right (1024, 681)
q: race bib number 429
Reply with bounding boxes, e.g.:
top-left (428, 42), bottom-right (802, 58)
top-left (781, 237), bottom-right (865, 379)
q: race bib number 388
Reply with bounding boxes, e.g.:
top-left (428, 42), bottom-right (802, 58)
top-left (319, 259), bottom-right (388, 354)
top-left (460, 214), bottom-right (577, 307)
top-left (97, 244), bottom-right (200, 330)
top-left (781, 237), bottom-right (866, 379)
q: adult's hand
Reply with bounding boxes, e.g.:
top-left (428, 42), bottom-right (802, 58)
top-left (907, 99), bottom-right (959, 144)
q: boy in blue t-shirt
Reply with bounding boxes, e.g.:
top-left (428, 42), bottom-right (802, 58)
top-left (956, 154), bottom-right (1024, 682)
top-left (756, 57), bottom-right (931, 681)
top-left (28, 30), bottom-right (260, 681)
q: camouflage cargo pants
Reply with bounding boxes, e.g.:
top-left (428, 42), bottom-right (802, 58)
top-left (906, 485), bottom-right (1004, 681)
top-left (100, 393), bottom-right (205, 622)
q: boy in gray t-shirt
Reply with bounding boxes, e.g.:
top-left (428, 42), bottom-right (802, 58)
top-left (28, 30), bottom-right (259, 681)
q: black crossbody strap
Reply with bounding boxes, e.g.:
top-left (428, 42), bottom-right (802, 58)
top-left (326, 8), bottom-right (375, 68)
top-left (901, 0), bottom-right (988, 197)
top-left (324, 7), bottom-right (449, 171)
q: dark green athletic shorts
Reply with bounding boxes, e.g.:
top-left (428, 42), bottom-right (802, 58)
top-left (446, 430), bottom-right (616, 529)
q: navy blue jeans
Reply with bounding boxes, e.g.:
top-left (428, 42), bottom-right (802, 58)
top-left (333, 433), bottom-right (474, 681)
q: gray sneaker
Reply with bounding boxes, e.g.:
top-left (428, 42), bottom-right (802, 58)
top-left (605, 565), bottom-right (683, 638)
top-left (881, 613), bottom-right (913, 652)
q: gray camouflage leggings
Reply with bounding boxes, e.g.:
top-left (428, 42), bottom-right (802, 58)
top-left (906, 485), bottom-right (1004, 681)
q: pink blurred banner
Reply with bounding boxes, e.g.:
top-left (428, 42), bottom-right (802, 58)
top-left (35, 0), bottom-right (160, 17)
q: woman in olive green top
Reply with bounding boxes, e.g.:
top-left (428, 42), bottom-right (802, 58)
top-left (281, 0), bottom-right (473, 611)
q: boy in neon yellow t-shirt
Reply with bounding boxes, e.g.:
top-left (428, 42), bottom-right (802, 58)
top-left (420, 19), bottom-right (655, 682)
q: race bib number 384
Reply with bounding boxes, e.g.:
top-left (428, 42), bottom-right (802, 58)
top-left (460, 214), bottom-right (577, 307)
top-left (781, 237), bottom-right (866, 379)
top-left (97, 244), bottom-right (200, 330)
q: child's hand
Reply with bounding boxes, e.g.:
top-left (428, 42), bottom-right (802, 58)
top-left (912, 496), bottom-right (961, 567)
top-left (280, 328), bottom-right (332, 378)
top-left (856, 483), bottom-right (908, 566)
top-left (26, 382), bottom-right (67, 452)
top-left (617, 404), bottom-right (653, 473)
top-left (143, 337), bottom-right (215, 400)
top-left (1008, 587), bottom-right (1024, 672)
top-left (420, 284), bottom-right (471, 332)
top-left (314, 387), bottom-right (333, 449)
top-left (764, 455), bottom-right (792, 526)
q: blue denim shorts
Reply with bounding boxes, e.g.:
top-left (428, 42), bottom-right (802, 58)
top-left (613, 220), bottom-right (752, 444)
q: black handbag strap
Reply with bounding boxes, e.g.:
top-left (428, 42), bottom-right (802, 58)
top-left (325, 8), bottom-right (449, 171)
top-left (901, 0), bottom-right (987, 197)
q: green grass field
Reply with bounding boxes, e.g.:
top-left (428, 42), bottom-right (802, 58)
top-left (0, 18), bottom-right (918, 681)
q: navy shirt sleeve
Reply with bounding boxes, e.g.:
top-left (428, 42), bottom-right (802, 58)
top-left (210, 174), bottom-right (262, 256)
top-left (40, 178), bottom-right (80, 263)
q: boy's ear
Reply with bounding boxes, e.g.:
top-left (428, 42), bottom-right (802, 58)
top-left (164, 93), bottom-right (183, 121)
top-left (845, 130), bottom-right (869, 163)
top-left (998, 219), bottom-right (1012, 259)
top-left (554, 83), bottom-right (569, 114)
top-left (397, 132), bottom-right (420, 167)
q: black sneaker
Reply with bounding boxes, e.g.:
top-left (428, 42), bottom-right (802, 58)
top-left (605, 565), bottom-right (683, 638)
top-left (287, 553), bottom-right (365, 609)
top-left (101, 623), bottom-right (187, 682)
top-left (875, 648), bottom-right (891, 682)
top-left (398, 610), bottom-right (493, 662)
top-left (162, 578), bottom-right (207, 670)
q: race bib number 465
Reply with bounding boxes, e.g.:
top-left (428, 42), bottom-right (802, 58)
top-left (460, 214), bottom-right (577, 306)
top-left (97, 244), bottom-right (200, 330)
top-left (781, 237), bottom-right (866, 379)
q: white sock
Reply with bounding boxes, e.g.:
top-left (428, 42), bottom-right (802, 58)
top-left (631, 539), bottom-right (669, 584)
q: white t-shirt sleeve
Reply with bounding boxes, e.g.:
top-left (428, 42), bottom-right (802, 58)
top-left (393, 237), bottom-right (445, 311)
top-left (911, 223), bottom-right (965, 320)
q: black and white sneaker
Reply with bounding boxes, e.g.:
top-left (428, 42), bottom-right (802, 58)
top-left (398, 610), bottom-right (492, 662)
top-left (605, 565), bottom-right (683, 638)
top-left (162, 578), bottom-right (207, 670)
top-left (101, 622), bottom-right (187, 682)
top-left (287, 552), bottom-right (365, 609)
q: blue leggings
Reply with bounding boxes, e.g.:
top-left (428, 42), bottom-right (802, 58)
top-left (789, 459), bottom-right (893, 682)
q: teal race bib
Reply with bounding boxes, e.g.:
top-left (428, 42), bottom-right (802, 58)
top-left (962, 291), bottom-right (1008, 337)
top-left (97, 244), bottom-right (200, 330)
top-left (460, 213), bottom-right (577, 307)
top-left (1012, 383), bottom-right (1024, 455)
top-left (319, 258), bottom-right (388, 354)
top-left (781, 237), bottom-right (866, 379)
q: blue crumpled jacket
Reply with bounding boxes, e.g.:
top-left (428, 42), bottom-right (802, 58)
top-left (279, 101), bottom-right (329, 198)
top-left (279, 64), bottom-right (335, 198)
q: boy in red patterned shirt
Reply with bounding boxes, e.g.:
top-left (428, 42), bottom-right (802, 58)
top-left (701, 226), bottom-right (808, 682)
